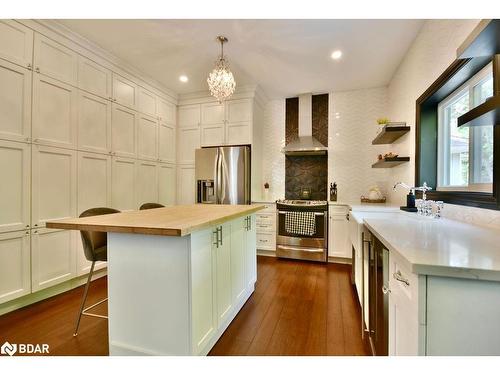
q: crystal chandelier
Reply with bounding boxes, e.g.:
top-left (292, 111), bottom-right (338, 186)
top-left (207, 36), bottom-right (236, 103)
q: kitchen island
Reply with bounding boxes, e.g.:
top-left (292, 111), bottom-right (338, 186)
top-left (47, 204), bottom-right (264, 356)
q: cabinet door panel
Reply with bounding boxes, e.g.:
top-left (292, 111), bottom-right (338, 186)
top-left (177, 166), bottom-right (195, 205)
top-left (216, 223), bottom-right (232, 325)
top-left (177, 127), bottom-right (200, 164)
top-left (136, 161), bottom-right (158, 207)
top-left (226, 99), bottom-right (252, 123)
top-left (137, 114), bottom-right (158, 161)
top-left (226, 123), bottom-right (251, 145)
top-left (0, 20), bottom-right (33, 68)
top-left (159, 122), bottom-right (175, 163)
top-left (111, 157), bottom-right (136, 211)
top-left (34, 33), bottom-right (77, 86)
top-left (246, 215), bottom-right (257, 288)
top-left (138, 87), bottom-right (157, 117)
top-left (111, 103), bottom-right (136, 158)
top-left (78, 91), bottom-right (111, 154)
top-left (201, 125), bottom-right (225, 147)
top-left (112, 73), bottom-right (137, 109)
top-left (77, 152), bottom-right (111, 215)
top-left (230, 217), bottom-right (246, 302)
top-left (157, 97), bottom-right (175, 125)
top-left (328, 214), bottom-right (350, 258)
top-left (158, 163), bottom-right (176, 206)
top-left (32, 146), bottom-right (77, 226)
top-left (0, 59), bottom-right (31, 142)
top-left (78, 56), bottom-right (112, 99)
top-left (178, 105), bottom-right (200, 128)
top-left (201, 102), bottom-right (225, 124)
top-left (33, 75), bottom-right (77, 149)
top-left (0, 230), bottom-right (31, 304)
top-left (0, 140), bottom-right (30, 233)
top-left (31, 228), bottom-right (76, 292)
top-left (191, 228), bottom-right (216, 353)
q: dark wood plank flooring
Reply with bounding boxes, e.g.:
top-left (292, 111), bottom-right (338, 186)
top-left (0, 256), bottom-right (368, 356)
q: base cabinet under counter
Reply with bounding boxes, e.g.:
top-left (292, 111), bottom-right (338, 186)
top-left (367, 231), bottom-right (500, 356)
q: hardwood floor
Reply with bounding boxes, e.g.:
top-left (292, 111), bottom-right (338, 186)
top-left (0, 256), bottom-right (369, 356)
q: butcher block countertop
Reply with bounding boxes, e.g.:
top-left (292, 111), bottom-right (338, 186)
top-left (46, 204), bottom-right (265, 237)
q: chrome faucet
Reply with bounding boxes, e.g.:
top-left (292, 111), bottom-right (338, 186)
top-left (414, 182), bottom-right (432, 200)
top-left (393, 182), bottom-right (414, 194)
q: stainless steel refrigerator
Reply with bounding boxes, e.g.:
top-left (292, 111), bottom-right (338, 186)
top-left (195, 146), bottom-right (251, 205)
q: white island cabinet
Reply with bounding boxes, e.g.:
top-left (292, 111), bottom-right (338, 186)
top-left (47, 204), bottom-right (262, 356)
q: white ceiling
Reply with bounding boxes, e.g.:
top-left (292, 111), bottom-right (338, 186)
top-left (57, 19), bottom-right (424, 98)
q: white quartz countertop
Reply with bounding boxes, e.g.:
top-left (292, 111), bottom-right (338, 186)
top-left (362, 212), bottom-right (500, 281)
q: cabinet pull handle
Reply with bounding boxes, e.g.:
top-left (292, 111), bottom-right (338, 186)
top-left (27, 63), bottom-right (32, 70)
top-left (217, 226), bottom-right (223, 246)
top-left (393, 270), bottom-right (410, 286)
top-left (213, 229), bottom-right (218, 247)
top-left (35, 67), bottom-right (40, 73)
top-left (382, 285), bottom-right (391, 295)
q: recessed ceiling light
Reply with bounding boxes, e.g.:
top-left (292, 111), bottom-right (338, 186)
top-left (331, 50), bottom-right (342, 60)
top-left (179, 75), bottom-right (188, 83)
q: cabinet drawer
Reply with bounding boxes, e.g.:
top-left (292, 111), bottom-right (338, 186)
top-left (255, 203), bottom-right (276, 214)
top-left (255, 222), bottom-right (275, 233)
top-left (256, 232), bottom-right (275, 250)
top-left (329, 205), bottom-right (349, 215)
top-left (389, 251), bottom-right (418, 302)
top-left (256, 213), bottom-right (274, 225)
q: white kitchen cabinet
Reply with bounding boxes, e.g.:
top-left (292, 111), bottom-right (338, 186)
top-left (34, 33), bottom-right (78, 86)
top-left (111, 103), bottom-right (137, 158)
top-left (177, 127), bottom-right (200, 164)
top-left (0, 20), bottom-right (33, 69)
top-left (136, 160), bottom-right (158, 207)
top-left (32, 74), bottom-right (78, 150)
top-left (111, 156), bottom-right (136, 211)
top-left (76, 151), bottom-right (111, 275)
top-left (177, 165), bottom-right (195, 205)
top-left (157, 97), bottom-right (175, 125)
top-left (0, 59), bottom-right (32, 143)
top-left (230, 217), bottom-right (247, 303)
top-left (137, 87), bottom-right (157, 117)
top-left (0, 230), bottom-right (31, 304)
top-left (190, 227), bottom-right (217, 354)
top-left (0, 140), bottom-right (30, 233)
top-left (137, 114), bottom-right (158, 161)
top-left (215, 222), bottom-right (232, 326)
top-left (225, 99), bottom-right (252, 145)
top-left (201, 102), bottom-right (225, 147)
top-left (328, 206), bottom-right (351, 259)
top-left (158, 162), bottom-right (176, 206)
top-left (245, 215), bottom-right (257, 288)
top-left (77, 90), bottom-right (111, 154)
top-left (255, 203), bottom-right (276, 252)
top-left (178, 104), bottom-right (201, 128)
top-left (158, 121), bottom-right (175, 163)
top-left (77, 151), bottom-right (112, 215)
top-left (77, 56), bottom-right (112, 100)
top-left (31, 145), bottom-right (77, 227)
top-left (31, 227), bottom-right (76, 292)
top-left (112, 73), bottom-right (137, 110)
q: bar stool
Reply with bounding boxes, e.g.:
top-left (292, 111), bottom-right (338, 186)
top-left (139, 202), bottom-right (165, 210)
top-left (74, 207), bottom-right (120, 337)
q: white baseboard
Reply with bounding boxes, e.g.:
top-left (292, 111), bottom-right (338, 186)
top-left (0, 269), bottom-right (107, 316)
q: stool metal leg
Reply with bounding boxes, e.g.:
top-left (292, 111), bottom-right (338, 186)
top-left (73, 261), bottom-right (95, 337)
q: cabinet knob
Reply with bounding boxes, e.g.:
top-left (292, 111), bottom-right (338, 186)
top-left (35, 67), bottom-right (40, 73)
top-left (27, 63), bottom-right (32, 70)
top-left (382, 285), bottom-right (391, 295)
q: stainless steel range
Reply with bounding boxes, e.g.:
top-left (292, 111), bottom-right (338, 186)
top-left (276, 199), bottom-right (328, 262)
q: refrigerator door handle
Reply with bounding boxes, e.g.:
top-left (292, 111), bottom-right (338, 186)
top-left (215, 149), bottom-right (221, 204)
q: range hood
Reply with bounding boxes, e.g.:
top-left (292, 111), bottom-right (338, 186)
top-left (282, 93), bottom-right (328, 156)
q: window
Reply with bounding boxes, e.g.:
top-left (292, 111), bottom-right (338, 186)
top-left (437, 63), bottom-right (494, 192)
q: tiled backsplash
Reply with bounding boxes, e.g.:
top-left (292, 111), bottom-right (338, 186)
top-left (285, 155), bottom-right (328, 200)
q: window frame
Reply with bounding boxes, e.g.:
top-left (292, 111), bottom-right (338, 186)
top-left (415, 55), bottom-right (500, 210)
top-left (436, 62), bottom-right (493, 193)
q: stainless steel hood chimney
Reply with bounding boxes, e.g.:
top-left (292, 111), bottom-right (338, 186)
top-left (282, 93), bottom-right (328, 156)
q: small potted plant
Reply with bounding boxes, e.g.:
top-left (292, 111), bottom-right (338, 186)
top-left (263, 182), bottom-right (270, 201)
top-left (376, 118), bottom-right (389, 134)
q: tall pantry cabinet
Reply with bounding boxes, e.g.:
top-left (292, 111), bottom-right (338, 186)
top-left (0, 19), bottom-right (178, 307)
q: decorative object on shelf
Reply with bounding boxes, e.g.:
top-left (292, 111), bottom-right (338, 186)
top-left (377, 117), bottom-right (389, 125)
top-left (361, 186), bottom-right (386, 204)
top-left (360, 196), bottom-right (387, 203)
top-left (330, 182), bottom-right (337, 202)
top-left (263, 182), bottom-right (270, 201)
top-left (207, 36), bottom-right (236, 103)
top-left (383, 152), bottom-right (398, 159)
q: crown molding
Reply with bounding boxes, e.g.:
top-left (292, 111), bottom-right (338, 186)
top-left (19, 19), bottom-right (179, 104)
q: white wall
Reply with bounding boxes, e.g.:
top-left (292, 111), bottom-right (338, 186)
top-left (329, 87), bottom-right (389, 203)
top-left (385, 19), bottom-right (500, 229)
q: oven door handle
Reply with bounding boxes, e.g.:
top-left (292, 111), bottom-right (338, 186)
top-left (277, 211), bottom-right (325, 216)
top-left (277, 244), bottom-right (325, 253)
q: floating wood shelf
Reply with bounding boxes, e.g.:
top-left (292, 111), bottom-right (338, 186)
top-left (372, 157), bottom-right (410, 168)
top-left (372, 125), bottom-right (411, 145)
top-left (457, 96), bottom-right (500, 127)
